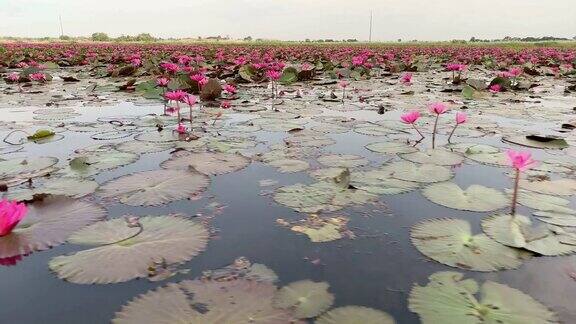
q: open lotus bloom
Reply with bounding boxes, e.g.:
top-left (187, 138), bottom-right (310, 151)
top-left (400, 111), bottom-right (421, 124)
top-left (506, 149), bottom-right (537, 171)
top-left (175, 123), bottom-right (187, 134)
top-left (455, 112), bottom-right (467, 124)
top-left (0, 200), bottom-right (27, 237)
top-left (428, 102), bottom-right (448, 115)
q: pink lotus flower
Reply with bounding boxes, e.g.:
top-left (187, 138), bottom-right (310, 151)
top-left (156, 77), bottom-right (169, 87)
top-left (509, 67), bottom-right (523, 77)
top-left (301, 62), bottom-right (313, 71)
top-left (160, 62), bottom-right (179, 73)
top-left (165, 106), bottom-right (180, 115)
top-left (506, 149), bottom-right (537, 171)
top-left (401, 72), bottom-right (413, 85)
top-left (224, 84), bottom-right (237, 94)
top-left (130, 58), bottom-right (142, 67)
top-left (446, 63), bottom-right (467, 72)
top-left (266, 70), bottom-right (281, 81)
top-left (190, 73), bottom-right (206, 83)
top-left (497, 71), bottom-right (514, 78)
top-left (220, 100), bottom-right (231, 109)
top-left (352, 55), bottom-right (365, 66)
top-left (7, 72), bottom-right (19, 82)
top-left (428, 102), bottom-right (448, 115)
top-left (164, 90), bottom-right (187, 102)
top-left (400, 110), bottom-right (420, 124)
top-left (489, 84), bottom-right (502, 93)
top-left (456, 112), bottom-right (467, 124)
top-left (0, 199), bottom-right (27, 237)
top-left (339, 80), bottom-right (349, 88)
top-left (29, 72), bottom-right (46, 82)
top-left (182, 94), bottom-right (197, 107)
top-left (175, 123), bottom-right (187, 134)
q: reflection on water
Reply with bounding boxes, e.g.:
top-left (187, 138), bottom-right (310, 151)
top-left (0, 101), bottom-right (575, 323)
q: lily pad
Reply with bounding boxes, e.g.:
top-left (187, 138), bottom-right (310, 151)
top-left (504, 135), bottom-right (569, 150)
top-left (399, 149), bottom-right (464, 166)
top-left (409, 271), bottom-right (558, 324)
top-left (382, 161), bottom-right (453, 183)
top-left (49, 215), bottom-right (209, 284)
top-left (422, 182), bottom-right (508, 212)
top-left (411, 218), bottom-right (530, 271)
top-left (483, 214), bottom-right (576, 256)
top-left (267, 159), bottom-right (310, 173)
top-left (97, 169), bottom-right (209, 206)
top-left (4, 177), bottom-right (98, 201)
top-left (316, 306), bottom-right (395, 324)
top-left (273, 280), bottom-right (334, 318)
top-left (113, 279), bottom-right (300, 323)
top-left (365, 142), bottom-right (418, 155)
top-left (534, 211), bottom-right (576, 227)
top-left (65, 150), bottom-right (139, 177)
top-left (115, 141), bottom-right (175, 154)
top-left (0, 157), bottom-right (58, 186)
top-left (161, 151), bottom-right (250, 175)
top-left (274, 181), bottom-right (376, 213)
top-left (351, 170), bottom-right (419, 195)
top-left (317, 154), bottom-right (369, 168)
top-left (515, 190), bottom-right (575, 214)
top-left (520, 178), bottom-right (576, 196)
top-left (0, 197), bottom-right (106, 259)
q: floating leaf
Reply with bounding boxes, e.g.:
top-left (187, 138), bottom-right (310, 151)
top-left (98, 169), bottom-right (209, 206)
top-left (50, 215), bottom-right (209, 284)
top-left (409, 271), bottom-right (558, 324)
top-left (115, 141), bottom-right (174, 154)
top-left (64, 149), bottom-right (139, 177)
top-left (365, 142), bottom-right (418, 154)
top-left (4, 177), bottom-right (98, 201)
top-left (515, 190), bottom-right (575, 214)
top-left (113, 279), bottom-right (300, 323)
top-left (27, 129), bottom-right (55, 140)
top-left (383, 161), bottom-right (453, 183)
top-left (520, 178), bottom-right (576, 196)
top-left (274, 181), bottom-right (376, 213)
top-left (279, 67), bottom-right (298, 85)
top-left (316, 306), bottom-right (395, 324)
top-left (534, 211), bottom-right (576, 227)
top-left (273, 280), bottom-right (334, 318)
top-left (161, 151), bottom-right (250, 175)
top-left (0, 197), bottom-right (106, 258)
top-left (503, 135), bottom-right (569, 150)
top-left (411, 218), bottom-right (530, 271)
top-left (483, 214), bottom-right (576, 256)
top-left (0, 157), bottom-right (58, 186)
top-left (317, 154), bottom-right (369, 168)
top-left (422, 182), bottom-right (508, 212)
top-left (351, 170), bottom-right (419, 195)
top-left (399, 149), bottom-right (464, 166)
top-left (267, 159), bottom-right (310, 173)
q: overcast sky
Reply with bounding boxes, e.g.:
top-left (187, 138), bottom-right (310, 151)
top-left (1, 0), bottom-right (575, 41)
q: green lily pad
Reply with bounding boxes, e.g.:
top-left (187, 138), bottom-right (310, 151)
top-left (0, 157), bottom-right (58, 186)
top-left (317, 154), bottom-right (369, 168)
top-left (267, 159), bottom-right (310, 173)
top-left (411, 218), bottom-right (530, 271)
top-left (274, 181), bottom-right (376, 213)
top-left (520, 178), bottom-right (576, 196)
top-left (273, 280), bottom-right (334, 318)
top-left (399, 149), bottom-right (464, 166)
top-left (50, 215), bottom-right (209, 284)
top-left (422, 182), bottom-right (508, 212)
top-left (534, 211), bottom-right (576, 227)
top-left (351, 170), bottom-right (419, 195)
top-left (64, 150), bottom-right (139, 177)
top-left (365, 142), bottom-right (418, 155)
top-left (115, 141), bottom-right (175, 154)
top-left (113, 279), bottom-right (299, 323)
top-left (409, 271), bottom-right (558, 324)
top-left (483, 214), bottom-right (576, 256)
top-left (98, 169), bottom-right (209, 206)
top-left (382, 161), bottom-right (453, 183)
top-left (161, 151), bottom-right (250, 175)
top-left (4, 177), bottom-right (98, 201)
top-left (316, 306), bottom-right (395, 324)
top-left (503, 135), bottom-right (569, 150)
top-left (514, 190), bottom-right (575, 214)
top-left (0, 196), bottom-right (106, 259)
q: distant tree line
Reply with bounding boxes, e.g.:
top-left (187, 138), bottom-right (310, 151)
top-left (90, 33), bottom-right (157, 42)
top-left (468, 36), bottom-right (576, 43)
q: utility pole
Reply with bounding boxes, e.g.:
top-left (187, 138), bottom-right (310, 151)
top-left (59, 15), bottom-right (64, 37)
top-left (368, 11), bottom-right (373, 42)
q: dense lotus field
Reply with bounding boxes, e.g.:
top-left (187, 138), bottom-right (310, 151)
top-left (0, 42), bottom-right (576, 323)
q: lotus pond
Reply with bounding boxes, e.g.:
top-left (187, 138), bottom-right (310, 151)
top-left (1, 44), bottom-right (576, 323)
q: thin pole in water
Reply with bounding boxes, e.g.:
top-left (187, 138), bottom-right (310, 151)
top-left (59, 15), bottom-right (64, 36)
top-left (368, 11), bottom-right (373, 42)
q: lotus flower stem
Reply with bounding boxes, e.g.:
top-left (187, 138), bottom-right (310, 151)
top-left (432, 115), bottom-right (439, 149)
top-left (447, 124), bottom-right (458, 143)
top-left (412, 124), bottom-right (425, 139)
top-left (511, 168), bottom-right (520, 216)
top-left (342, 88), bottom-right (346, 103)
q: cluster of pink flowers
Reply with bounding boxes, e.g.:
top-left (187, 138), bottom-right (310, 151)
top-left (446, 63), bottom-right (467, 72)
